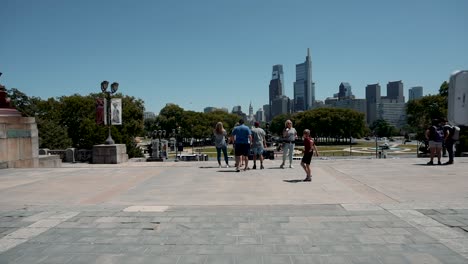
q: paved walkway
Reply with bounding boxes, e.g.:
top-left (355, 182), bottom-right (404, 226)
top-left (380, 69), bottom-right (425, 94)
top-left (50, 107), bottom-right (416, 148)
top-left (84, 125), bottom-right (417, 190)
top-left (0, 157), bottom-right (467, 263)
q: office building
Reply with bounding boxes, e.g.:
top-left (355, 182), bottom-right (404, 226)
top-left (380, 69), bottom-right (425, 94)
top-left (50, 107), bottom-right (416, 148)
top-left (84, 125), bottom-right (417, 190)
top-left (271, 96), bottom-right (291, 118)
top-left (203, 107), bottom-right (228, 113)
top-left (338, 82), bottom-right (354, 99)
top-left (294, 48), bottom-right (314, 111)
top-left (269, 69), bottom-right (283, 121)
top-left (409, 86), bottom-right (423, 101)
top-left (378, 101), bottom-right (406, 128)
top-left (386, 80), bottom-right (405, 103)
top-left (272, 64), bottom-right (285, 95)
top-left (263, 104), bottom-right (270, 122)
top-left (366, 83), bottom-right (381, 125)
top-left (255, 108), bottom-right (265, 123)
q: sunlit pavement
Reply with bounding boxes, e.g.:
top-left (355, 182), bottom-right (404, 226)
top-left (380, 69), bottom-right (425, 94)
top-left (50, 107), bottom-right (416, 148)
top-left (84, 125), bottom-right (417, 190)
top-left (0, 157), bottom-right (467, 263)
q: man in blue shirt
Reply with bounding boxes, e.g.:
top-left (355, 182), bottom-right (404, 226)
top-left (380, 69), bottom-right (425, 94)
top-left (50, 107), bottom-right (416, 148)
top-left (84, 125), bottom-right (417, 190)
top-left (230, 119), bottom-right (252, 172)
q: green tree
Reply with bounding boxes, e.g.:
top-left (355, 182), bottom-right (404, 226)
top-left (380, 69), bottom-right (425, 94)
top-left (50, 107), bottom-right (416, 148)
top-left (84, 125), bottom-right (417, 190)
top-left (369, 119), bottom-right (398, 138)
top-left (439, 81), bottom-right (449, 97)
top-left (406, 94), bottom-right (447, 140)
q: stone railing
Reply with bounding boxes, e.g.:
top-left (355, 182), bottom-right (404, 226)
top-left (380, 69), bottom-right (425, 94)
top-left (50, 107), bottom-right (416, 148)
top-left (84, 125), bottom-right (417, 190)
top-left (39, 148), bottom-right (93, 163)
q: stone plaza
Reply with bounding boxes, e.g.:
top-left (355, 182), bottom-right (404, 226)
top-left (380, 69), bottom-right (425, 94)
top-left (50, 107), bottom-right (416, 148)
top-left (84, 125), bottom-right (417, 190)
top-left (0, 157), bottom-right (467, 263)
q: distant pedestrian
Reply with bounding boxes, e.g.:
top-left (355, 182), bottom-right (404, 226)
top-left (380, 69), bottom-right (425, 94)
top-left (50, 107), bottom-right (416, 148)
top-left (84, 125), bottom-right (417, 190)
top-left (251, 121), bottom-right (267, 169)
top-left (301, 129), bottom-right (319, 182)
top-left (425, 119), bottom-right (444, 165)
top-left (280, 120), bottom-right (297, 169)
top-left (230, 119), bottom-right (252, 172)
top-left (214, 122), bottom-right (230, 168)
top-left (442, 118), bottom-right (455, 165)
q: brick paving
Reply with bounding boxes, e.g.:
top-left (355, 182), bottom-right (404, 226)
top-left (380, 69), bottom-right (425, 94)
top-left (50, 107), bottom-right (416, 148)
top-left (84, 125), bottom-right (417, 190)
top-left (0, 157), bottom-right (467, 263)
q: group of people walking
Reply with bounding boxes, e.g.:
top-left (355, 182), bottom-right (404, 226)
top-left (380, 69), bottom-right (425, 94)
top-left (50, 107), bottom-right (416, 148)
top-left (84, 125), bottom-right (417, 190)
top-left (213, 119), bottom-right (319, 182)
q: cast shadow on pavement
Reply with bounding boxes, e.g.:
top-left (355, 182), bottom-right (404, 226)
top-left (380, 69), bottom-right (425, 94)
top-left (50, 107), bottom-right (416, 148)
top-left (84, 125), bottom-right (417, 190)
top-left (283, 179), bottom-right (308, 183)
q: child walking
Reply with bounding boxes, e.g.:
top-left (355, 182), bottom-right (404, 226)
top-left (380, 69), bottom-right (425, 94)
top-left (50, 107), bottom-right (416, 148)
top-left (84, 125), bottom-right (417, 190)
top-left (301, 129), bottom-right (319, 182)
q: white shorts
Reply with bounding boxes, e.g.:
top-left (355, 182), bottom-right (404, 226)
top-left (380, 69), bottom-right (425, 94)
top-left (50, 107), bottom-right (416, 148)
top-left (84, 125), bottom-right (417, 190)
top-left (429, 141), bottom-right (442, 148)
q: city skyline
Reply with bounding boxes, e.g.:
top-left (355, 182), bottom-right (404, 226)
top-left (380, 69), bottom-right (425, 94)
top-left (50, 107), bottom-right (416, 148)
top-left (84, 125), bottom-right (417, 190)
top-left (1, 0), bottom-right (468, 114)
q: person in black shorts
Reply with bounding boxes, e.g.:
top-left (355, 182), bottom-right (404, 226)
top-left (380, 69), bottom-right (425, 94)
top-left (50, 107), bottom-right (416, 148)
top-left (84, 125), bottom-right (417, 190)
top-left (301, 129), bottom-right (319, 182)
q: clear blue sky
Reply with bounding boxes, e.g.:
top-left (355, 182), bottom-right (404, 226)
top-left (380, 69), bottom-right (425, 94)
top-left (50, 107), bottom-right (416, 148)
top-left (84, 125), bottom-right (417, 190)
top-left (1, 0), bottom-right (467, 114)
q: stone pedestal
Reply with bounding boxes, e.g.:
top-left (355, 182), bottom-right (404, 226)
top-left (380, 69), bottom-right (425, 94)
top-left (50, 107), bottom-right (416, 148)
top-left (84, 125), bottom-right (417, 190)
top-left (92, 144), bottom-right (128, 164)
top-left (0, 115), bottom-right (39, 168)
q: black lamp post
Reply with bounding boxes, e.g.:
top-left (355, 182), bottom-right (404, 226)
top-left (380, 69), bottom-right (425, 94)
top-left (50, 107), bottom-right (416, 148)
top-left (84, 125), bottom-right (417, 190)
top-left (100, 81), bottom-right (119, 145)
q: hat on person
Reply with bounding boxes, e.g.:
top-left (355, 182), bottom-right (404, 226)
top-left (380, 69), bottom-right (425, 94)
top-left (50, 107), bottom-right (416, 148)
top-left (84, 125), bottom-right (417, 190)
top-left (254, 121), bottom-right (260, 127)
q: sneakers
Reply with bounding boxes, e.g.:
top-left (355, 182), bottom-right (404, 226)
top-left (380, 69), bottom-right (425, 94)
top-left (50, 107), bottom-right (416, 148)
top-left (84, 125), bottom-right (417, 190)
top-left (226, 164), bottom-right (230, 168)
top-left (235, 167), bottom-right (240, 172)
top-left (444, 161), bottom-right (453, 165)
top-left (427, 161), bottom-right (434, 165)
top-left (252, 164), bottom-right (256, 170)
top-left (303, 176), bottom-right (311, 182)
top-left (289, 165), bottom-right (294, 168)
top-left (218, 164), bottom-right (222, 168)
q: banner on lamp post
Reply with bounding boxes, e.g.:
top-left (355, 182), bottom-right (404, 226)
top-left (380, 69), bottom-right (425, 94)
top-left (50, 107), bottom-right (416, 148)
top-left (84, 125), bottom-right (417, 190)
top-left (111, 98), bottom-right (122, 125)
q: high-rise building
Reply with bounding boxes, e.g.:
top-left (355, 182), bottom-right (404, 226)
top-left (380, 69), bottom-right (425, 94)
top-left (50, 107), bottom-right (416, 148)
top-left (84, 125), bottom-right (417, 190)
top-left (269, 69), bottom-right (283, 121)
top-left (378, 101), bottom-right (407, 128)
top-left (255, 108), bottom-right (265, 123)
top-left (294, 48), bottom-right (314, 111)
top-left (267, 79), bottom-right (283, 121)
top-left (366, 83), bottom-right (381, 125)
top-left (271, 96), bottom-right (291, 118)
top-left (272, 64), bottom-right (285, 95)
top-left (263, 104), bottom-right (270, 122)
top-left (386, 81), bottom-right (405, 103)
top-left (408, 86), bottom-right (423, 101)
top-left (338, 82), bottom-right (354, 99)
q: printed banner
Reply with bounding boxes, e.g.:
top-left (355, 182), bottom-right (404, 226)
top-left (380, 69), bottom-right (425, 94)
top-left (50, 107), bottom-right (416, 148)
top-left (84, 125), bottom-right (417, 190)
top-left (111, 98), bottom-right (122, 125)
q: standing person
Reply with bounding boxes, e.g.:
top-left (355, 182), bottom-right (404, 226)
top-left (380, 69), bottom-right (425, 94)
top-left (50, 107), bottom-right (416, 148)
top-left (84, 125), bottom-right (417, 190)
top-left (230, 119), bottom-right (252, 172)
top-left (280, 120), bottom-right (297, 169)
top-left (425, 119), bottom-right (444, 165)
top-left (442, 119), bottom-right (455, 165)
top-left (214, 122), bottom-right (230, 168)
top-left (251, 121), bottom-right (267, 169)
top-left (301, 129), bottom-right (319, 182)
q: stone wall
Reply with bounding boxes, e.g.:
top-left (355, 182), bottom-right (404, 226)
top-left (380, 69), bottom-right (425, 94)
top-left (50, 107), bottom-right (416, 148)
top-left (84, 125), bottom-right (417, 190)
top-left (0, 115), bottom-right (39, 168)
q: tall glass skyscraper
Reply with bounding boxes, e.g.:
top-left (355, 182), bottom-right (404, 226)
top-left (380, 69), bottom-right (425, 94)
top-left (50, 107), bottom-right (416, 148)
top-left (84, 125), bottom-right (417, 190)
top-left (294, 48), bottom-right (314, 111)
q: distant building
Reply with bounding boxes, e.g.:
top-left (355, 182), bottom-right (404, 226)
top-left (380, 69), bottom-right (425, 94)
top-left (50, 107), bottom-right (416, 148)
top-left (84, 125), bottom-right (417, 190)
top-left (255, 108), bottom-right (265, 123)
top-left (144, 111), bottom-right (156, 120)
top-left (272, 64), bottom-right (285, 95)
top-left (385, 80), bottom-right (405, 103)
top-left (294, 48), bottom-right (314, 111)
top-left (204, 107), bottom-right (217, 113)
top-left (378, 99), bottom-right (407, 128)
top-left (204, 107), bottom-right (228, 113)
top-left (338, 82), bottom-right (354, 99)
top-left (269, 71), bottom-right (283, 121)
top-left (248, 102), bottom-right (254, 122)
top-left (324, 98), bottom-right (366, 120)
top-left (263, 104), bottom-right (270, 122)
top-left (232, 105), bottom-right (242, 113)
top-left (366, 83), bottom-right (382, 125)
top-left (271, 96), bottom-right (291, 118)
top-left (408, 86), bottom-right (423, 101)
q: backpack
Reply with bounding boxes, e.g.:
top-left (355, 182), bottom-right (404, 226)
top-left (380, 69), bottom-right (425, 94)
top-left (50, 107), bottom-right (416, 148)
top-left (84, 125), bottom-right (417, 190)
top-left (431, 126), bottom-right (444, 142)
top-left (451, 125), bottom-right (460, 140)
